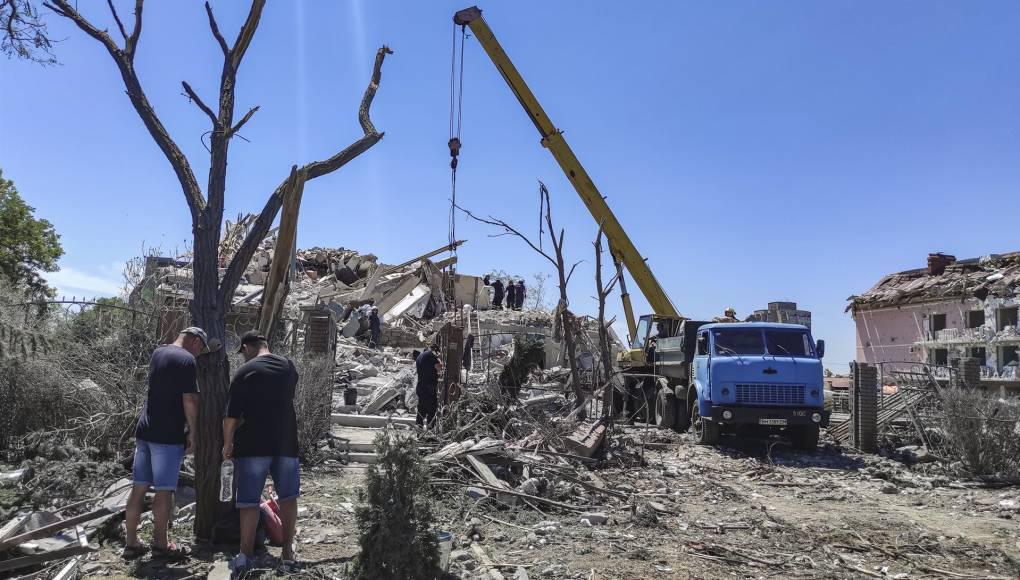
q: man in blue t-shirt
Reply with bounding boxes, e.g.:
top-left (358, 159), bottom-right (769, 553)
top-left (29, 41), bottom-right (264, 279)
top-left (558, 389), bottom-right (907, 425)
top-left (123, 327), bottom-right (207, 560)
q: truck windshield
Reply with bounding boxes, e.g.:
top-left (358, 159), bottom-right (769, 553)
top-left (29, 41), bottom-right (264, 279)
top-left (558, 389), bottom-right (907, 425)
top-left (765, 330), bottom-right (815, 358)
top-left (712, 329), bottom-right (764, 355)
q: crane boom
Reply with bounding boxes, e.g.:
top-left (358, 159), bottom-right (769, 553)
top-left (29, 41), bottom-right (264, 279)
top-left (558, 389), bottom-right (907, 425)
top-left (454, 6), bottom-right (680, 337)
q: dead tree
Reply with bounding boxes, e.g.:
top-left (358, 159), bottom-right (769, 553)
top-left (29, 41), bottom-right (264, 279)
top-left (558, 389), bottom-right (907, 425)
top-left (593, 225), bottom-right (619, 417)
top-left (42, 0), bottom-right (390, 538)
top-left (458, 182), bottom-right (584, 410)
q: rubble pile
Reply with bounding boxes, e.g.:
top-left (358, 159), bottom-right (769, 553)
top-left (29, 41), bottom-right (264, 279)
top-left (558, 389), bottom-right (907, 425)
top-left (146, 214), bottom-right (465, 349)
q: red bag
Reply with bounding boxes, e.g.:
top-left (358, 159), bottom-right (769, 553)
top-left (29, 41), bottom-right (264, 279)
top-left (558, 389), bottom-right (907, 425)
top-left (260, 497), bottom-right (283, 546)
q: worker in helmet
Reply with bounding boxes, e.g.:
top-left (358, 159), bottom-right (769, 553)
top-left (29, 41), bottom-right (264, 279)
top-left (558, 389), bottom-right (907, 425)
top-left (713, 307), bottom-right (740, 323)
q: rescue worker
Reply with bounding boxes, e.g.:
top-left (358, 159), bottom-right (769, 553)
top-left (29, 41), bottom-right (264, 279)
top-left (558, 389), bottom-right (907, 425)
top-left (506, 279), bottom-right (517, 312)
top-left (515, 280), bottom-right (526, 310)
top-left (368, 307), bottom-right (381, 348)
top-left (491, 278), bottom-right (505, 309)
top-left (713, 307), bottom-right (740, 323)
top-left (415, 344), bottom-right (443, 427)
top-left (483, 274), bottom-right (491, 286)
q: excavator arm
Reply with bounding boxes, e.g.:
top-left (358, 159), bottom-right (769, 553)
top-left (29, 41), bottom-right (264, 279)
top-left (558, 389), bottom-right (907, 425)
top-left (454, 6), bottom-right (680, 340)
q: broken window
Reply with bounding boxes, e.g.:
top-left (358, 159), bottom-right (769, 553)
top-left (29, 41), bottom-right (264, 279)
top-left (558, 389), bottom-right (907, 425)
top-left (999, 346), bottom-right (1019, 368)
top-left (997, 307), bottom-right (1018, 330)
top-left (967, 310), bottom-right (985, 329)
top-left (930, 313), bottom-right (947, 334)
top-left (968, 347), bottom-right (987, 366)
top-left (932, 348), bottom-right (948, 366)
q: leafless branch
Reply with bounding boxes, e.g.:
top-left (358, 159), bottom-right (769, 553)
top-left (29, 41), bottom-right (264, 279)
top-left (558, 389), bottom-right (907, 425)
top-left (203, 1), bottom-right (228, 55)
top-left (228, 0), bottom-right (264, 72)
top-left (105, 0), bottom-right (127, 42)
top-left (126, 0), bottom-right (142, 56)
top-left (455, 203), bottom-right (557, 269)
top-left (45, 0), bottom-right (205, 222)
top-left (181, 81), bottom-right (218, 127)
top-left (229, 105), bottom-right (259, 137)
top-left (565, 260), bottom-right (583, 286)
top-left (219, 45), bottom-right (392, 302)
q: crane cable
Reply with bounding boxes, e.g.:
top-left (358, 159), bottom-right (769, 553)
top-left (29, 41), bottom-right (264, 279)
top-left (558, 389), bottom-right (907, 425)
top-left (448, 23), bottom-right (467, 259)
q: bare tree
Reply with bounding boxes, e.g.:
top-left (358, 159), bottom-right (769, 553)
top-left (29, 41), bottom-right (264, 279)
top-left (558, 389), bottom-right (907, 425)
top-left (1, 0), bottom-right (55, 64)
top-left (528, 272), bottom-right (550, 311)
top-left (593, 225), bottom-right (620, 417)
top-left (42, 0), bottom-right (391, 538)
top-left (458, 181), bottom-right (584, 410)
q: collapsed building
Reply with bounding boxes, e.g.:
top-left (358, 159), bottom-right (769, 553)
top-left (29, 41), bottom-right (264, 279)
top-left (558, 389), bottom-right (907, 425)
top-left (135, 214), bottom-right (619, 384)
top-left (848, 251), bottom-right (1020, 384)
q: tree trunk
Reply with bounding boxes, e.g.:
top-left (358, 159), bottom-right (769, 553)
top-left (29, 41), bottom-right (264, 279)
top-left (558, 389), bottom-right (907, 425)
top-left (190, 222), bottom-right (231, 540)
top-left (556, 269), bottom-right (583, 412)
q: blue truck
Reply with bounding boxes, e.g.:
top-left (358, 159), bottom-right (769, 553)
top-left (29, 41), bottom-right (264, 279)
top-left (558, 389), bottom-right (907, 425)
top-left (646, 319), bottom-right (829, 451)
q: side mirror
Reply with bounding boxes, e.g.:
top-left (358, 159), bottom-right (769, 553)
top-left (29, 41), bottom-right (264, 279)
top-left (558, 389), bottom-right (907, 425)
top-left (816, 339), bottom-right (825, 359)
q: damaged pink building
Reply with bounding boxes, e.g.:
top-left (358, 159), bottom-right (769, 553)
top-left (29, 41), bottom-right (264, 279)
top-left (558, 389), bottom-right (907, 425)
top-left (849, 252), bottom-right (1020, 381)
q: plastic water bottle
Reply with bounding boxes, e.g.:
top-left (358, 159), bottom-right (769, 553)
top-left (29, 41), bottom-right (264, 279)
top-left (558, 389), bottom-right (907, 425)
top-left (219, 459), bottom-right (234, 502)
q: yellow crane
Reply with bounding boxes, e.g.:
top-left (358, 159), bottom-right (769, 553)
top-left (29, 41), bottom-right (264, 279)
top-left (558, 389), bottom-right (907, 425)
top-left (453, 6), bottom-right (680, 357)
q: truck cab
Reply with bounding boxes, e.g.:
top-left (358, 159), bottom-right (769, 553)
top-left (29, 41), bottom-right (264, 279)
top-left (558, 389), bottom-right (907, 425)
top-left (655, 321), bottom-right (829, 451)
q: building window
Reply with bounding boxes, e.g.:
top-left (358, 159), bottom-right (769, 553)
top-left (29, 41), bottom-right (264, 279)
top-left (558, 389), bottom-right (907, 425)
top-left (932, 348), bottom-right (948, 366)
top-left (999, 346), bottom-right (1019, 369)
top-left (930, 313), bottom-right (947, 333)
top-left (967, 310), bottom-right (985, 329)
top-left (968, 346), bottom-right (987, 366)
top-left (997, 307), bottom-right (1018, 330)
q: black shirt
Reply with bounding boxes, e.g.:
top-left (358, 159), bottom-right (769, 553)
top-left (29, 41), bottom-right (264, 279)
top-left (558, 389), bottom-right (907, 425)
top-left (225, 354), bottom-right (300, 458)
top-left (416, 348), bottom-right (440, 385)
top-left (135, 345), bottom-right (199, 445)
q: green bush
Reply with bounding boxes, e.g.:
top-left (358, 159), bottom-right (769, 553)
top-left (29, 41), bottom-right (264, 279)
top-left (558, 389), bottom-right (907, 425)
top-left (352, 432), bottom-right (441, 580)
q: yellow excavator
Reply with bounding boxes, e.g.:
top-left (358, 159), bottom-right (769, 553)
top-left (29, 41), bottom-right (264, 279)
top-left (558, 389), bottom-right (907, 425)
top-left (453, 6), bottom-right (682, 368)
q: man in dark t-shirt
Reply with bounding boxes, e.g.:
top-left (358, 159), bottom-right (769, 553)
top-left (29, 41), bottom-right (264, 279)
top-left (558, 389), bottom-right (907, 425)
top-left (415, 345), bottom-right (443, 427)
top-left (124, 327), bottom-right (206, 560)
top-left (224, 331), bottom-right (301, 574)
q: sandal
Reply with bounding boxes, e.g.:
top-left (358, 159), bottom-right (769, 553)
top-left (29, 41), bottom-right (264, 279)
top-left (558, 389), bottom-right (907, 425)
top-left (121, 544), bottom-right (149, 560)
top-left (277, 559), bottom-right (301, 573)
top-left (151, 541), bottom-right (191, 560)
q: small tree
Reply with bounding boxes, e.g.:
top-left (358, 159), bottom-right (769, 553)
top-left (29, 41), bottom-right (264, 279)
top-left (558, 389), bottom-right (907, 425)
top-left (593, 225), bottom-right (620, 417)
top-left (458, 181), bottom-right (584, 410)
top-left (353, 433), bottom-right (440, 580)
top-left (0, 169), bottom-right (63, 300)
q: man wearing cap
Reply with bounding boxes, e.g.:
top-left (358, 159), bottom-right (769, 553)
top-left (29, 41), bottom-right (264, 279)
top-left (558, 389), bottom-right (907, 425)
top-left (123, 327), bottom-right (207, 560)
top-left (224, 331), bottom-right (301, 574)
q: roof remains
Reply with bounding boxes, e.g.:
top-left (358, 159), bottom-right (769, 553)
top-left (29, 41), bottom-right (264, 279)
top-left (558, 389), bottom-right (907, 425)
top-left (848, 251), bottom-right (1020, 312)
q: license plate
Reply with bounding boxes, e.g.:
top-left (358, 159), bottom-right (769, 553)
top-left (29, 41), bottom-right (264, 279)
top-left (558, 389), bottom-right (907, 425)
top-left (759, 418), bottom-right (787, 426)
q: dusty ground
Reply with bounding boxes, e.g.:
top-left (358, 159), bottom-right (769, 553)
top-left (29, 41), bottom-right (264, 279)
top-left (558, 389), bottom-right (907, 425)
top-left (40, 427), bottom-right (1019, 580)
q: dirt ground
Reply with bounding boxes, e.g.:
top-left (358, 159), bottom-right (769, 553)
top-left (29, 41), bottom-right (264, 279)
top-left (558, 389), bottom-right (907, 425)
top-left (57, 426), bottom-right (1020, 580)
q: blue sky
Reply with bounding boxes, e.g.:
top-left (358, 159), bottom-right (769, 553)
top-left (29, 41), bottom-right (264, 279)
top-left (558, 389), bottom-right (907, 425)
top-left (2, 1), bottom-right (1020, 370)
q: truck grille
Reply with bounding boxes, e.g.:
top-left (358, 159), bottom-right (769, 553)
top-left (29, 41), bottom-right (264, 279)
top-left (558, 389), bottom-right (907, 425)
top-left (735, 383), bottom-right (805, 405)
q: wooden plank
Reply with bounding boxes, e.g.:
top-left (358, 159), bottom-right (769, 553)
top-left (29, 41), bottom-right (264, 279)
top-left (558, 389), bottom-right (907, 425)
top-left (470, 542), bottom-right (507, 580)
top-left (0, 508), bottom-right (113, 551)
top-left (465, 455), bottom-right (507, 490)
top-left (330, 413), bottom-right (416, 428)
top-left (0, 527), bottom-right (95, 573)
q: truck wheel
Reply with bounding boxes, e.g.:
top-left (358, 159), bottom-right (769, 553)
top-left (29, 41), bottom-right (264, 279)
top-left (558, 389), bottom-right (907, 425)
top-left (674, 397), bottom-right (691, 433)
top-left (790, 425), bottom-right (819, 452)
top-left (654, 388), bottom-right (676, 429)
top-left (691, 403), bottom-right (719, 445)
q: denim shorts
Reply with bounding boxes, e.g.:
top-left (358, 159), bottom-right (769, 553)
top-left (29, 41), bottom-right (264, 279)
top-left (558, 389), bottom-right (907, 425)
top-left (132, 439), bottom-right (186, 491)
top-left (235, 456), bottom-right (301, 508)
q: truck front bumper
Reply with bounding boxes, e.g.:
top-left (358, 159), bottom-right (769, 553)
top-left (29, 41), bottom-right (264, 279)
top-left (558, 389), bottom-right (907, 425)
top-left (709, 406), bottom-right (830, 428)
